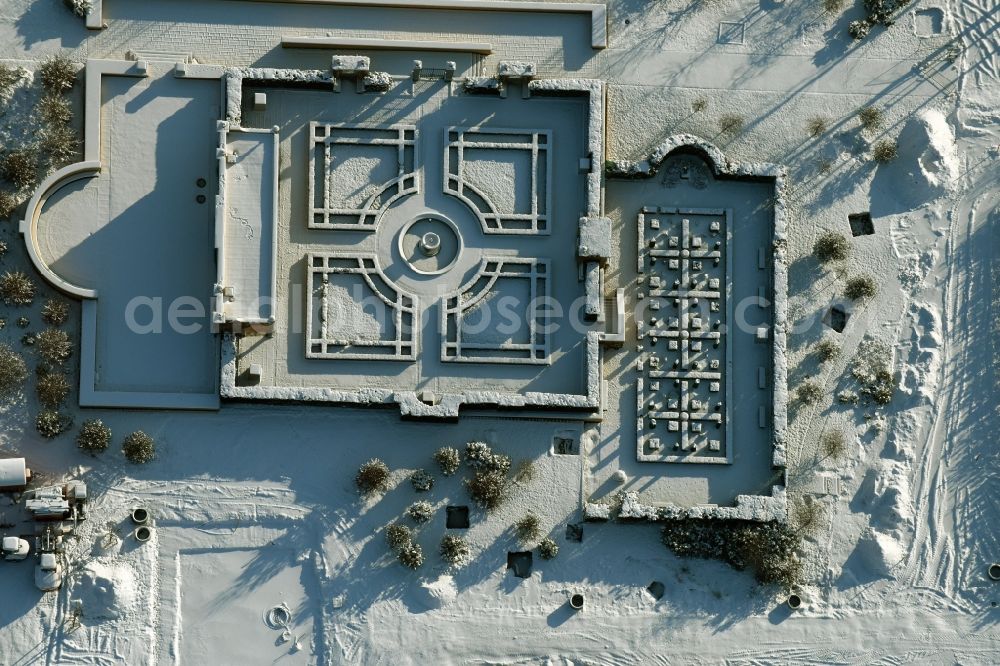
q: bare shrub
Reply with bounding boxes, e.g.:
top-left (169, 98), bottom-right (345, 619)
top-left (515, 512), bottom-right (541, 543)
top-left (122, 430), bottom-right (155, 464)
top-left (845, 274), bottom-right (878, 301)
top-left (37, 409), bottom-right (71, 438)
top-left (691, 97), bottom-right (708, 112)
top-left (718, 113), bottom-right (745, 136)
top-left (806, 116), bottom-right (828, 138)
top-left (406, 500), bottom-right (433, 524)
top-left (538, 537), bottom-right (559, 560)
top-left (815, 338), bottom-right (841, 363)
top-left (871, 139), bottom-right (898, 163)
top-left (398, 543), bottom-right (424, 569)
top-left (35, 328), bottom-right (73, 364)
top-left (77, 418), bottom-right (111, 454)
top-left (385, 523), bottom-right (412, 551)
top-left (39, 55), bottom-right (76, 93)
top-left (410, 468), bottom-right (434, 492)
top-left (42, 299), bottom-right (71, 326)
top-left (813, 231), bottom-right (850, 263)
top-left (355, 458), bottom-right (390, 496)
top-left (823, 0), bottom-right (845, 12)
top-left (440, 535), bottom-right (470, 565)
top-left (0, 342), bottom-right (28, 399)
top-left (820, 430), bottom-right (847, 459)
top-left (513, 458), bottom-right (536, 484)
top-left (36, 369), bottom-right (70, 408)
top-left (796, 380), bottom-right (824, 405)
top-left (792, 498), bottom-right (825, 535)
top-left (433, 446), bottom-right (461, 476)
top-left (858, 106), bottom-right (884, 133)
top-left (1, 150), bottom-right (38, 191)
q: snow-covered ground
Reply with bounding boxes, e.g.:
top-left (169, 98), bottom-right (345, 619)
top-left (0, 0), bottom-right (998, 663)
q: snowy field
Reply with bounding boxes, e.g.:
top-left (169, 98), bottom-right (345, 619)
top-left (0, 0), bottom-right (998, 663)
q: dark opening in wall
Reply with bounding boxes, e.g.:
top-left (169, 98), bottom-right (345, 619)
top-left (446, 505), bottom-right (470, 529)
top-left (825, 304), bottom-right (850, 332)
top-left (506, 551), bottom-right (533, 578)
top-left (552, 436), bottom-right (577, 455)
top-left (647, 581), bottom-right (665, 600)
top-left (565, 523), bottom-right (583, 542)
top-left (848, 212), bottom-right (874, 236)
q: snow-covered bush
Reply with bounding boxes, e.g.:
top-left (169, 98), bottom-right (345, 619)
top-left (792, 498), bottom-right (825, 535)
top-left (398, 543), bottom-right (424, 569)
top-left (796, 380), bottom-right (824, 405)
top-left (851, 340), bottom-right (895, 405)
top-left (515, 512), bottom-right (541, 543)
top-left (806, 116), bottom-right (828, 138)
top-left (123, 431), bottom-right (155, 464)
top-left (36, 409), bottom-right (71, 438)
top-left (812, 231), bottom-right (850, 263)
top-left (385, 523), bottom-right (412, 551)
top-left (0, 270), bottom-right (36, 305)
top-left (0, 190), bottom-right (16, 219)
top-left (439, 535), bottom-right (470, 565)
top-left (35, 328), bottom-right (73, 364)
top-left (858, 106), bottom-right (884, 133)
top-left (410, 468), bottom-right (434, 492)
top-left (871, 139), bottom-right (898, 163)
top-left (38, 94), bottom-right (72, 125)
top-left (433, 446), bottom-right (461, 476)
top-left (848, 19), bottom-right (871, 40)
top-left (815, 338), bottom-right (841, 363)
top-left (465, 441), bottom-right (511, 474)
top-left (0, 342), bottom-right (28, 399)
top-left (40, 123), bottom-right (79, 170)
top-left (36, 370), bottom-right (70, 408)
top-left (820, 430), bottom-right (847, 460)
top-left (845, 274), bottom-right (878, 301)
top-left (77, 418), bottom-right (112, 454)
top-left (406, 500), bottom-right (433, 524)
top-left (355, 458), bottom-right (390, 495)
top-left (42, 299), bottom-right (70, 326)
top-left (538, 537), bottom-right (559, 560)
top-left (39, 55), bottom-right (76, 92)
top-left (63, 0), bottom-right (93, 18)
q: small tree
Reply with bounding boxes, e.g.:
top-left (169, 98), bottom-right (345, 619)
top-left (36, 409), bottom-right (71, 438)
top-left (433, 446), bottom-right (461, 476)
top-left (123, 430), bottom-right (155, 464)
top-left (385, 523), bottom-right (412, 551)
top-left (820, 430), bottom-right (847, 460)
top-left (0, 342), bottom-right (28, 399)
top-left (406, 500), bottom-right (433, 524)
top-left (0, 149), bottom-right (38, 190)
top-left (845, 274), bottom-right (878, 301)
top-left (355, 458), bottom-right (390, 496)
top-left (0, 270), bottom-right (36, 306)
top-left (77, 418), bottom-right (112, 454)
top-left (398, 543), bottom-right (424, 569)
top-left (871, 139), bottom-right (898, 163)
top-left (36, 370), bottom-right (70, 408)
top-left (42, 299), bottom-right (71, 327)
top-left (39, 55), bottom-right (76, 93)
top-left (410, 469), bottom-right (434, 492)
top-left (439, 535), bottom-right (470, 566)
top-left (515, 512), bottom-right (541, 543)
top-left (813, 231), bottom-right (850, 263)
top-left (796, 380), bottom-right (824, 405)
top-left (858, 106), bottom-right (884, 133)
top-left (35, 328), bottom-right (72, 364)
top-left (806, 116), bottom-right (828, 138)
top-left (538, 537), bottom-right (559, 560)
top-left (718, 113), bottom-right (745, 136)
top-left (815, 338), bottom-right (841, 363)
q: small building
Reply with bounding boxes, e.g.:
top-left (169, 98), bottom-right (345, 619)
top-left (0, 458), bottom-right (31, 492)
